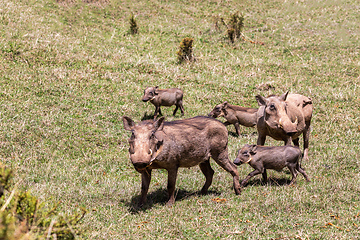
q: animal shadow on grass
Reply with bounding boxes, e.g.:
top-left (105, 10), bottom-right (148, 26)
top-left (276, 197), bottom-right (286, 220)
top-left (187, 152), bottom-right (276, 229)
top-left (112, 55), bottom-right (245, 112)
top-left (141, 112), bottom-right (155, 121)
top-left (229, 131), bottom-right (239, 137)
top-left (126, 188), bottom-right (221, 214)
top-left (242, 177), bottom-right (292, 187)
top-left (229, 131), bottom-right (257, 138)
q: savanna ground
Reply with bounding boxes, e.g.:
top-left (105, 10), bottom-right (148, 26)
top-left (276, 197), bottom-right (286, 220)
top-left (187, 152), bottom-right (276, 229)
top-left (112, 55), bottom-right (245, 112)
top-left (0, 0), bottom-right (359, 238)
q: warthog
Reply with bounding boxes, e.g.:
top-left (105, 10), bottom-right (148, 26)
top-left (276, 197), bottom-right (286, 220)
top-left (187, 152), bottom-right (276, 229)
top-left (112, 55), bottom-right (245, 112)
top-left (142, 86), bottom-right (184, 119)
top-left (234, 144), bottom-right (310, 186)
top-left (208, 101), bottom-right (258, 136)
top-left (122, 116), bottom-right (241, 206)
top-left (256, 91), bottom-right (313, 160)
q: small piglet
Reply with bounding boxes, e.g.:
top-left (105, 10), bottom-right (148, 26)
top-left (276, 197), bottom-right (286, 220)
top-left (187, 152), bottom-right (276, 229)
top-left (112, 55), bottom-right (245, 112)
top-left (208, 101), bottom-right (258, 136)
top-left (142, 86), bottom-right (184, 119)
top-left (234, 144), bottom-right (310, 186)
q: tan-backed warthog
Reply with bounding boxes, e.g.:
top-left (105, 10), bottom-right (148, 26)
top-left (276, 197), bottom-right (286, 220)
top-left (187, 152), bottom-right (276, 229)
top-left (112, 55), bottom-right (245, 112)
top-left (234, 144), bottom-right (310, 186)
top-left (122, 116), bottom-right (242, 206)
top-left (142, 86), bottom-right (184, 119)
top-left (208, 101), bottom-right (258, 136)
top-left (256, 91), bottom-right (313, 160)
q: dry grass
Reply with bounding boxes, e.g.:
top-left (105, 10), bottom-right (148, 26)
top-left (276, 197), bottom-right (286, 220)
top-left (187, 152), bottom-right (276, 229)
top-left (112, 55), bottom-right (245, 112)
top-left (0, 0), bottom-right (359, 238)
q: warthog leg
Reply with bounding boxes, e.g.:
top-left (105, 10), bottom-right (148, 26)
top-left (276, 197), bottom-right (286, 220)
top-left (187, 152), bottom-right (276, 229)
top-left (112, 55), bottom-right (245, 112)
top-left (288, 165), bottom-right (298, 185)
top-left (173, 105), bottom-right (179, 116)
top-left (292, 137), bottom-right (299, 147)
top-left (199, 159), bottom-right (214, 194)
top-left (257, 135), bottom-right (266, 146)
top-left (303, 123), bottom-right (311, 161)
top-left (241, 169), bottom-right (262, 187)
top-left (262, 169), bottom-right (268, 183)
top-left (234, 122), bottom-right (240, 136)
top-left (296, 163), bottom-right (310, 182)
top-left (179, 100), bottom-right (185, 116)
top-left (212, 151), bottom-right (241, 195)
top-left (153, 106), bottom-right (161, 119)
top-left (139, 169), bottom-right (152, 207)
top-left (166, 168), bottom-right (178, 206)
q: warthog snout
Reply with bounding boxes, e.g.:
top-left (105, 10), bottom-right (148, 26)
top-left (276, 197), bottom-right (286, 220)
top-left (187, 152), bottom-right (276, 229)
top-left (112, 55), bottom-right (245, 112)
top-left (233, 158), bottom-right (242, 165)
top-left (133, 162), bottom-right (149, 171)
top-left (286, 131), bottom-right (297, 137)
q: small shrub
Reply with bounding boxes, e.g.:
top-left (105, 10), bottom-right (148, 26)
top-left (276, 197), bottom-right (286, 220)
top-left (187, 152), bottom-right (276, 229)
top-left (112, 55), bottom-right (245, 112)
top-left (213, 13), bottom-right (244, 43)
top-left (0, 163), bottom-right (86, 239)
top-left (177, 37), bottom-right (194, 63)
top-left (227, 28), bottom-right (235, 43)
top-left (228, 12), bottom-right (244, 39)
top-left (129, 14), bottom-right (138, 35)
top-left (0, 163), bottom-right (12, 198)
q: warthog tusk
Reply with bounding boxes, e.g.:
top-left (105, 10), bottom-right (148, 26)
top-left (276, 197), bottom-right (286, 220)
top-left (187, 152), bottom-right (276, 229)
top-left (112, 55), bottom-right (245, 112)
top-left (279, 118), bottom-right (283, 128)
top-left (149, 149), bottom-right (152, 155)
top-left (151, 96), bottom-right (156, 100)
top-left (150, 145), bottom-right (163, 163)
top-left (244, 157), bottom-right (252, 164)
top-left (294, 116), bottom-right (298, 125)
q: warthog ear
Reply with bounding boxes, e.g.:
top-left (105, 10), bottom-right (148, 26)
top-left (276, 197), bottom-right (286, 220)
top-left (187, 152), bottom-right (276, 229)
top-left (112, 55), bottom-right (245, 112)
top-left (154, 86), bottom-right (159, 95)
top-left (222, 101), bottom-right (228, 115)
top-left (249, 144), bottom-right (257, 155)
top-left (255, 95), bottom-right (267, 106)
top-left (280, 91), bottom-right (289, 101)
top-left (122, 116), bottom-right (135, 131)
top-left (223, 101), bottom-right (228, 108)
top-left (153, 116), bottom-right (165, 132)
top-left (303, 97), bottom-right (312, 106)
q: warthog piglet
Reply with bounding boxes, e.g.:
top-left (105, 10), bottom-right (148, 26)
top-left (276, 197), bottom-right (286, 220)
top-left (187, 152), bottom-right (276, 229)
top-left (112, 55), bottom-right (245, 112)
top-left (142, 86), bottom-right (184, 119)
top-left (234, 144), bottom-right (310, 187)
top-left (208, 101), bottom-right (257, 136)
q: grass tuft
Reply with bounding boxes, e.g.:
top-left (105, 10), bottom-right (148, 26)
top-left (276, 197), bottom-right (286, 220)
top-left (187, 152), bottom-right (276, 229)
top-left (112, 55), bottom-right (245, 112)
top-left (128, 14), bottom-right (139, 35)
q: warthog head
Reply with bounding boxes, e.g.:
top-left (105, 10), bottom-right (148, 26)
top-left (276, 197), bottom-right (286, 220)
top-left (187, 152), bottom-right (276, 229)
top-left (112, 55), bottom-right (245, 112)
top-left (256, 91), bottom-right (298, 136)
top-left (122, 116), bottom-right (164, 172)
top-left (142, 86), bottom-right (158, 102)
top-left (208, 101), bottom-right (228, 118)
top-left (233, 144), bottom-right (257, 165)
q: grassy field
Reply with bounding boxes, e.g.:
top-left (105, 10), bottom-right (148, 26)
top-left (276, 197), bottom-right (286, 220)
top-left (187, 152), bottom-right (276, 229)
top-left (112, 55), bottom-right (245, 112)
top-left (1, 0), bottom-right (359, 238)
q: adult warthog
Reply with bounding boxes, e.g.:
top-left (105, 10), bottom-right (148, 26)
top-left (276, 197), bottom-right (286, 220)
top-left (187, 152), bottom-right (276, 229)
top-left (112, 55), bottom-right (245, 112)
top-left (122, 116), bottom-right (241, 206)
top-left (255, 91), bottom-right (313, 160)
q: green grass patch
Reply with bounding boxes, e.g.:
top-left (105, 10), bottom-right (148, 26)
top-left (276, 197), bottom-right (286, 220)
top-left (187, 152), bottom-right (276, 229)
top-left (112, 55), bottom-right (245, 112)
top-left (0, 0), bottom-right (359, 238)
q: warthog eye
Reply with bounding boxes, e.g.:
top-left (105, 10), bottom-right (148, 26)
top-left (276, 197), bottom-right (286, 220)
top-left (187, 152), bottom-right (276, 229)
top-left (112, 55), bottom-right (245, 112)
top-left (269, 104), bottom-right (276, 111)
top-left (128, 141), bottom-right (135, 154)
top-left (156, 140), bottom-right (163, 150)
top-left (130, 131), bottom-right (135, 140)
